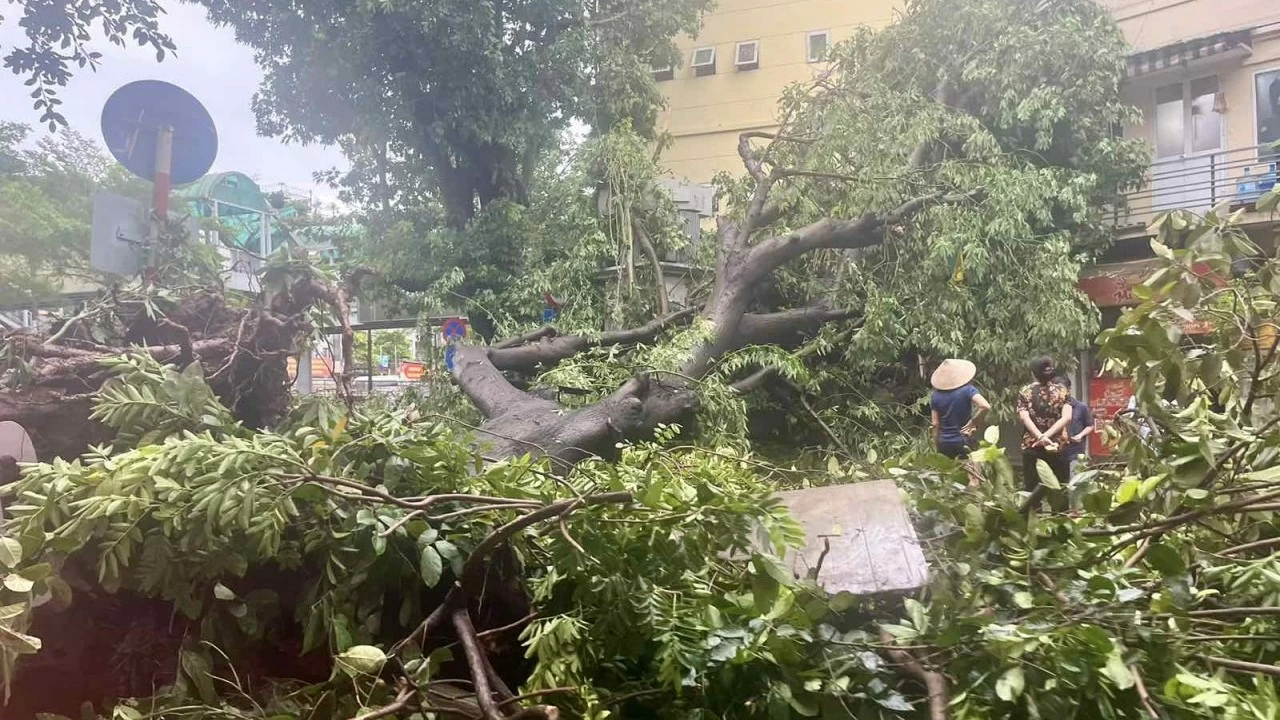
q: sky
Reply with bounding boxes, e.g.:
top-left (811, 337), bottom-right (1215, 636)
top-left (0, 1), bottom-right (348, 205)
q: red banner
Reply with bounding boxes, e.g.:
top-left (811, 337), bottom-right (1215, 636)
top-left (400, 361), bottom-right (426, 381)
top-left (1079, 260), bottom-right (1221, 308)
top-left (312, 355), bottom-right (335, 379)
top-left (1078, 262), bottom-right (1160, 307)
top-left (1088, 377), bottom-right (1132, 456)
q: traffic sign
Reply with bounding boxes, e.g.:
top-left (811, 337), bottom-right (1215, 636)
top-left (101, 80), bottom-right (218, 185)
top-left (441, 317), bottom-right (468, 341)
top-left (401, 361), bottom-right (426, 381)
top-left (102, 80), bottom-right (217, 220)
top-left (444, 345), bottom-right (458, 372)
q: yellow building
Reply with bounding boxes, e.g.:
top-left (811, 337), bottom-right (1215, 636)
top-left (656, 0), bottom-right (1280, 220)
top-left (1102, 0), bottom-right (1280, 234)
top-left (655, 0), bottom-right (900, 184)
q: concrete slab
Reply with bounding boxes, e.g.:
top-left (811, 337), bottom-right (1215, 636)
top-left (771, 481), bottom-right (929, 595)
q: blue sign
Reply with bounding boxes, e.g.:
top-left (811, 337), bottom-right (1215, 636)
top-left (101, 80), bottom-right (218, 185)
top-left (442, 317), bottom-right (467, 341)
top-left (543, 307), bottom-right (558, 323)
top-left (444, 345), bottom-right (457, 372)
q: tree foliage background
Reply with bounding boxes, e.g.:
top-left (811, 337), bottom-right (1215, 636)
top-left (0, 122), bottom-right (148, 306)
top-left (7, 0), bottom-right (1280, 719)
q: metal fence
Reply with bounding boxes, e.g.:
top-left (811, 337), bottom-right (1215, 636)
top-left (1108, 145), bottom-right (1278, 229)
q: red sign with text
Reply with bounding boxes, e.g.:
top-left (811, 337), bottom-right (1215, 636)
top-left (1088, 377), bottom-right (1132, 457)
top-left (400, 361), bottom-right (426, 381)
top-left (1079, 261), bottom-right (1222, 308)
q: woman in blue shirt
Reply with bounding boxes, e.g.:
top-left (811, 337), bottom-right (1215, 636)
top-left (930, 359), bottom-right (991, 459)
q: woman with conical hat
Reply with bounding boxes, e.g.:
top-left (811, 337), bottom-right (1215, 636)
top-left (930, 359), bottom-right (991, 459)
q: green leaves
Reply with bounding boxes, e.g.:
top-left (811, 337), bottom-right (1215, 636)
top-left (1101, 647), bottom-right (1134, 690)
top-left (995, 666), bottom-right (1026, 702)
top-left (335, 645), bottom-right (387, 677)
top-left (419, 545), bottom-right (443, 588)
top-left (212, 582), bottom-right (236, 601)
top-left (0, 538), bottom-right (22, 569)
top-left (1035, 459), bottom-right (1061, 490)
top-left (1143, 543), bottom-right (1185, 576)
top-left (178, 648), bottom-right (217, 705)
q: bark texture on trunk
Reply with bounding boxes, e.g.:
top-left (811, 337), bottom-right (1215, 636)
top-left (0, 272), bottom-right (362, 460)
top-left (446, 131), bottom-right (979, 465)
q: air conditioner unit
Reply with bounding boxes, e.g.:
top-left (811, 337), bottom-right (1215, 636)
top-left (691, 47), bottom-right (716, 76)
top-left (652, 66), bottom-right (674, 82)
top-left (734, 41), bottom-right (759, 71)
top-left (659, 179), bottom-right (716, 217)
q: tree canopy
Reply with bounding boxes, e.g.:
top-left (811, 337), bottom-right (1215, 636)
top-left (416, 0), bottom-right (1149, 463)
top-left (0, 0), bottom-right (174, 129)
top-left (0, 122), bottom-right (147, 306)
top-left (195, 0), bottom-right (710, 228)
top-left (14, 1), bottom-right (1280, 719)
top-left (8, 199), bottom-right (1280, 720)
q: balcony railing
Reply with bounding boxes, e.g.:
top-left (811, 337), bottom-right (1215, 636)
top-left (1108, 144), bottom-right (1278, 230)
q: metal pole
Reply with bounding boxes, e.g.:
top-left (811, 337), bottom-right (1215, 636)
top-left (366, 328), bottom-right (374, 394)
top-left (1210, 152), bottom-right (1217, 206)
top-left (148, 125), bottom-right (174, 274)
top-left (153, 125), bottom-right (174, 218)
top-left (297, 349), bottom-right (313, 394)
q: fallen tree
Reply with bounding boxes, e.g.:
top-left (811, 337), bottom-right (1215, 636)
top-left (0, 250), bottom-right (363, 460)
top-left (6, 203), bottom-right (1280, 720)
top-left (426, 0), bottom-right (1149, 462)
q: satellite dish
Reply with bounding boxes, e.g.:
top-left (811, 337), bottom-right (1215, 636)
top-left (101, 80), bottom-right (218, 186)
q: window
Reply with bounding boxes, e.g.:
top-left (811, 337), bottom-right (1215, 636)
top-left (1189, 76), bottom-right (1222, 154)
top-left (1154, 76), bottom-right (1223, 158)
top-left (1155, 83), bottom-right (1184, 158)
top-left (652, 66), bottom-right (674, 82)
top-left (1257, 68), bottom-right (1280, 158)
top-left (806, 31), bottom-right (830, 63)
top-left (734, 40), bottom-right (759, 71)
top-left (692, 47), bottom-right (716, 76)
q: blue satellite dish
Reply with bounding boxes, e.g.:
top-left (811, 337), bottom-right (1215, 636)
top-left (101, 80), bottom-right (217, 185)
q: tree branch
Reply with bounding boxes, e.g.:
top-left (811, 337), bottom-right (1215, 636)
top-left (879, 632), bottom-right (949, 720)
top-left (452, 609), bottom-right (504, 720)
top-left (482, 307), bottom-right (697, 373)
top-left (349, 680), bottom-right (416, 720)
top-left (735, 307), bottom-right (859, 349)
top-left (1205, 656), bottom-right (1280, 679)
top-left (731, 325), bottom-right (859, 394)
top-left (452, 345), bottom-right (546, 418)
top-left (459, 493), bottom-right (631, 590)
top-left (632, 217), bottom-right (670, 316)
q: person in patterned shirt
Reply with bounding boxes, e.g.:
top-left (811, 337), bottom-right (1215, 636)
top-left (1016, 356), bottom-right (1073, 492)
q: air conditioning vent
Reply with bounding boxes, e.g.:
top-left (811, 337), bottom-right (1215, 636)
top-left (691, 47), bottom-right (716, 76)
top-left (734, 41), bottom-right (759, 71)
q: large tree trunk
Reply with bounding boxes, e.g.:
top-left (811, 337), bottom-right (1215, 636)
top-left (443, 131), bottom-right (977, 466)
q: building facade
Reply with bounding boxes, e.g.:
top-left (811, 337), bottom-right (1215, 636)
top-left (654, 0), bottom-right (1280, 454)
top-left (656, 1), bottom-right (1280, 193)
top-left (1102, 0), bottom-right (1280, 234)
top-left (655, 0), bottom-right (899, 183)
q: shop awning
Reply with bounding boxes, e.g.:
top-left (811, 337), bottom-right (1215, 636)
top-left (1127, 29), bottom-right (1253, 79)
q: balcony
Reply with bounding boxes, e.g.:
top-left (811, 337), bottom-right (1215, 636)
top-left (1108, 145), bottom-right (1278, 233)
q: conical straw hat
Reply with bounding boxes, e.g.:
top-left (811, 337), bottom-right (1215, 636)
top-left (931, 359), bottom-right (976, 391)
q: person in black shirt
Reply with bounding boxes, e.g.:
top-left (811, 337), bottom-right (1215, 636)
top-left (1057, 375), bottom-right (1095, 472)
